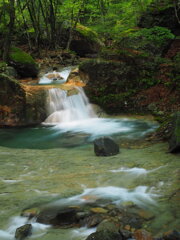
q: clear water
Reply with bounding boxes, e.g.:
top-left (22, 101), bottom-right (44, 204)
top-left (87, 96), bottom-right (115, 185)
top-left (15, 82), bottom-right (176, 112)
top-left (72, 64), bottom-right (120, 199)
top-left (0, 69), bottom-right (179, 239)
top-left (0, 118), bottom-right (158, 149)
top-left (0, 139), bottom-right (179, 239)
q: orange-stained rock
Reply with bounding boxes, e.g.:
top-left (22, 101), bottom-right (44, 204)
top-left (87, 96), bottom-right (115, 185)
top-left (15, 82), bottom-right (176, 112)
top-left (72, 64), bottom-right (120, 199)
top-left (134, 229), bottom-right (153, 240)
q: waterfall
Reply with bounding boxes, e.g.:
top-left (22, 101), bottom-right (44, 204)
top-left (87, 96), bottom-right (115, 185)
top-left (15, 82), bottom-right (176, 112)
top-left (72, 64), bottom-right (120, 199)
top-left (43, 87), bottom-right (96, 125)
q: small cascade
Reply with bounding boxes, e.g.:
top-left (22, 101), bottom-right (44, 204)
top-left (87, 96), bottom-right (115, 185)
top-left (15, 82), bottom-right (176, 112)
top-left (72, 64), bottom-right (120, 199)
top-left (39, 67), bottom-right (72, 85)
top-left (43, 87), bottom-right (96, 125)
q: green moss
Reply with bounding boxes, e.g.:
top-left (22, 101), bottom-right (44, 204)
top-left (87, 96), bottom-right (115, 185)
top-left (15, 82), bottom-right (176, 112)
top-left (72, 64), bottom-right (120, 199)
top-left (76, 23), bottom-right (102, 44)
top-left (9, 47), bottom-right (36, 65)
top-left (0, 62), bottom-right (7, 72)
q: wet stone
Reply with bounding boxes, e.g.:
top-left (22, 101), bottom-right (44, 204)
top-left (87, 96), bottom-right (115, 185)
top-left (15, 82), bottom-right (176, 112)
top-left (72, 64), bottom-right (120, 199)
top-left (15, 224), bottom-right (32, 240)
top-left (94, 137), bottom-right (120, 156)
top-left (37, 207), bottom-right (78, 226)
top-left (86, 230), bottom-right (123, 240)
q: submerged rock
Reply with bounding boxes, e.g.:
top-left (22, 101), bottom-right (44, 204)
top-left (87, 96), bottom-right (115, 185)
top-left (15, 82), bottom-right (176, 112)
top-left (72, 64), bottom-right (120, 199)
top-left (94, 137), bottom-right (119, 156)
top-left (169, 112), bottom-right (180, 153)
top-left (15, 224), bottom-right (32, 240)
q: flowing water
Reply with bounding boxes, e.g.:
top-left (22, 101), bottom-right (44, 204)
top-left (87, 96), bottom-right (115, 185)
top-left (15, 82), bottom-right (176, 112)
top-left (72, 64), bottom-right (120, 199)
top-left (0, 70), bottom-right (179, 240)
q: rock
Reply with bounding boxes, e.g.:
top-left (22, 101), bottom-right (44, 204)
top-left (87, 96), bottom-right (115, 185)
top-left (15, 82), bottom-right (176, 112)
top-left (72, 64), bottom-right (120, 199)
top-left (79, 58), bottom-right (157, 114)
top-left (0, 73), bottom-right (26, 126)
top-left (82, 214), bottom-right (103, 228)
top-left (169, 112), bottom-right (180, 153)
top-left (69, 23), bottom-right (103, 57)
top-left (46, 73), bottom-right (63, 81)
top-left (15, 224), bottom-right (32, 240)
top-left (86, 230), bottom-right (123, 240)
top-left (97, 220), bottom-right (120, 233)
top-left (120, 229), bottom-right (132, 239)
top-left (133, 229), bottom-right (153, 240)
top-left (90, 207), bottom-right (108, 214)
top-left (163, 230), bottom-right (180, 240)
top-left (137, 209), bottom-right (155, 221)
top-left (8, 47), bottom-right (39, 78)
top-left (37, 207), bottom-right (78, 226)
top-left (21, 208), bottom-right (39, 219)
top-left (94, 137), bottom-right (119, 156)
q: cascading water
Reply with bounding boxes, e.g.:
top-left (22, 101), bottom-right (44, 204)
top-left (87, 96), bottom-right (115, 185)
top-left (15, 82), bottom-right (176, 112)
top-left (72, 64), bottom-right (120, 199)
top-left (44, 87), bottom-right (96, 124)
top-left (42, 85), bottom-right (157, 140)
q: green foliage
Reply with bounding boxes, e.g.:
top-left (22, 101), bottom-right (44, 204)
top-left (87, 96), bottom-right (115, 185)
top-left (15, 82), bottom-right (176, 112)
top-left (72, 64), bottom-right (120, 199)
top-left (118, 26), bottom-right (175, 56)
top-left (9, 47), bottom-right (35, 64)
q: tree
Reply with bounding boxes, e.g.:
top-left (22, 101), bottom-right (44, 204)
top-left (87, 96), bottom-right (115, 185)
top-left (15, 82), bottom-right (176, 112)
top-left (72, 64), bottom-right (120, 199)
top-left (2, 0), bottom-right (15, 61)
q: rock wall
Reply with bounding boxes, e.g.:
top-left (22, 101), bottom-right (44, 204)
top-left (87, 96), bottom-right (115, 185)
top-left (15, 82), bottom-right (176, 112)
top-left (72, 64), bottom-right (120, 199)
top-left (0, 74), bottom-right (47, 127)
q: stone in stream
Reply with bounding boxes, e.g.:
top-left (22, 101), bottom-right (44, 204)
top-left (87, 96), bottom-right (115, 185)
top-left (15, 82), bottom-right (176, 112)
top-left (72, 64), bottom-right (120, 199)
top-left (169, 112), bottom-right (180, 153)
top-left (86, 230), bottom-right (123, 240)
top-left (36, 207), bottom-right (79, 226)
top-left (15, 224), bottom-right (32, 240)
top-left (94, 137), bottom-right (120, 156)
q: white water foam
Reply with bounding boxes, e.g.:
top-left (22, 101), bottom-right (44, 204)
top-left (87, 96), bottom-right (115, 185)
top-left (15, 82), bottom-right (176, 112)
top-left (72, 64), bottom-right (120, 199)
top-left (71, 227), bottom-right (96, 239)
top-left (49, 185), bottom-right (158, 209)
top-left (39, 67), bottom-right (72, 85)
top-left (44, 87), bottom-right (96, 123)
top-left (0, 216), bottom-right (50, 240)
top-left (1, 179), bottom-right (22, 184)
top-left (110, 167), bottom-right (148, 175)
top-left (110, 166), bottom-right (165, 175)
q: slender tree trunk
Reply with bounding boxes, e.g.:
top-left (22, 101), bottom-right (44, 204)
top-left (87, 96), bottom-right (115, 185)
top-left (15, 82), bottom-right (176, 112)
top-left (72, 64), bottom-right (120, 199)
top-left (2, 0), bottom-right (15, 61)
top-left (174, 0), bottom-right (180, 24)
top-left (66, 0), bottom-right (83, 50)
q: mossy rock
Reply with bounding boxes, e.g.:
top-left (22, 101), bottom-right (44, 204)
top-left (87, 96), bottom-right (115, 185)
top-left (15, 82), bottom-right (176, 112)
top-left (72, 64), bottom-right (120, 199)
top-left (169, 112), bottom-right (180, 153)
top-left (8, 47), bottom-right (39, 78)
top-left (79, 58), bottom-right (159, 113)
top-left (70, 24), bottom-right (103, 57)
top-left (0, 73), bottom-right (24, 104)
top-left (0, 73), bottom-right (26, 126)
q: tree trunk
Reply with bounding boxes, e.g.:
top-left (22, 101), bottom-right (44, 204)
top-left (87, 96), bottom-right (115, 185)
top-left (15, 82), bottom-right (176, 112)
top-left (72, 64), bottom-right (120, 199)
top-left (2, 0), bottom-right (15, 61)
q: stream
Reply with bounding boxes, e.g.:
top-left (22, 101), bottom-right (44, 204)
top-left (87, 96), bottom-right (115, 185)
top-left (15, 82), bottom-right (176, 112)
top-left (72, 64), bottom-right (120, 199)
top-left (0, 69), bottom-right (179, 240)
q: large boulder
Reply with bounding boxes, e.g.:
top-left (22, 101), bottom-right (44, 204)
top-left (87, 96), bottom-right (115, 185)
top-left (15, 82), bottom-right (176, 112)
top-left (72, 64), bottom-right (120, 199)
top-left (94, 137), bottom-right (119, 156)
top-left (79, 57), bottom-right (159, 113)
top-left (8, 47), bottom-right (39, 78)
top-left (15, 224), bottom-right (32, 240)
top-left (169, 112), bottom-right (180, 153)
top-left (70, 24), bottom-right (103, 57)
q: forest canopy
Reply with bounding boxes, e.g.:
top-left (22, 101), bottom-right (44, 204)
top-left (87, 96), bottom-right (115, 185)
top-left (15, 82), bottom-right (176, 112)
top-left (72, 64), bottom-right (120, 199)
top-left (0, 0), bottom-right (179, 60)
